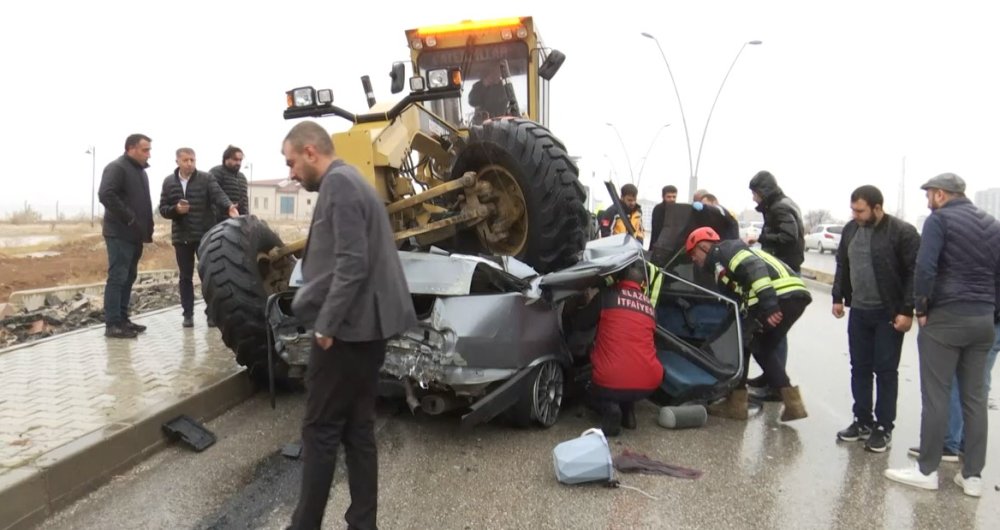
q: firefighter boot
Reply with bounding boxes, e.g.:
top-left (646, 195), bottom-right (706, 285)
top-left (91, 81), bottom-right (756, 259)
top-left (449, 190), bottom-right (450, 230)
top-left (707, 388), bottom-right (749, 420)
top-left (780, 386), bottom-right (808, 422)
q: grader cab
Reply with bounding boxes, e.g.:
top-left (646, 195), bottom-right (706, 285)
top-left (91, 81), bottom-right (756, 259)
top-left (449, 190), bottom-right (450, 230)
top-left (197, 17), bottom-right (587, 381)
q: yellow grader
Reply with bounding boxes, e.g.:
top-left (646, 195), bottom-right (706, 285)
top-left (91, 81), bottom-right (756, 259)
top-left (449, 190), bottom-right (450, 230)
top-left (197, 17), bottom-right (588, 380)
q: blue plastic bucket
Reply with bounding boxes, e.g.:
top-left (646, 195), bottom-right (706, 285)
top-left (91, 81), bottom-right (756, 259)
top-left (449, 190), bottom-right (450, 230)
top-left (552, 428), bottom-right (614, 484)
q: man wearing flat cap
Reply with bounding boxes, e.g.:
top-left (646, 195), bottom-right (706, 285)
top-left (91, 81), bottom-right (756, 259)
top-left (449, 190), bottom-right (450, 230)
top-left (885, 173), bottom-right (1000, 498)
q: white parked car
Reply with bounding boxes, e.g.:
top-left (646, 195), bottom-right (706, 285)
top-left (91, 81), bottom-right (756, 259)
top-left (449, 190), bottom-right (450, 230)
top-left (805, 224), bottom-right (843, 254)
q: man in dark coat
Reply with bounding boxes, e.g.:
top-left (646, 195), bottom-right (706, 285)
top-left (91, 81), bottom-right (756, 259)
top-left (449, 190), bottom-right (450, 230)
top-left (209, 145), bottom-right (249, 223)
top-left (747, 170), bottom-right (806, 397)
top-left (650, 184), bottom-right (678, 246)
top-left (98, 134), bottom-right (155, 339)
top-left (832, 185), bottom-right (920, 453)
top-left (748, 170), bottom-right (805, 272)
top-left (284, 120), bottom-right (417, 530)
top-left (158, 147), bottom-right (237, 327)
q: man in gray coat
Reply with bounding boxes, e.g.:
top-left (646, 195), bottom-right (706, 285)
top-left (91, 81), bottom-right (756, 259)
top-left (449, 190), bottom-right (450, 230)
top-left (284, 120), bottom-right (416, 530)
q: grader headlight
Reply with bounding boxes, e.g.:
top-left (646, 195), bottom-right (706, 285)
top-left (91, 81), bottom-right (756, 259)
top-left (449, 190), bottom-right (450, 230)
top-left (287, 87), bottom-right (316, 108)
top-left (426, 68), bottom-right (462, 91)
top-left (427, 69), bottom-right (449, 89)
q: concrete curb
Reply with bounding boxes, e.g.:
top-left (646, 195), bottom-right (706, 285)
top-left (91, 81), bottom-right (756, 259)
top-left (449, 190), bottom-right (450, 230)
top-left (799, 266), bottom-right (834, 286)
top-left (0, 370), bottom-right (254, 530)
top-left (6, 270), bottom-right (187, 311)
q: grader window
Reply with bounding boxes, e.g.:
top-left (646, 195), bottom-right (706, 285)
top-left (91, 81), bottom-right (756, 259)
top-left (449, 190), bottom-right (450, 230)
top-left (417, 41), bottom-right (529, 126)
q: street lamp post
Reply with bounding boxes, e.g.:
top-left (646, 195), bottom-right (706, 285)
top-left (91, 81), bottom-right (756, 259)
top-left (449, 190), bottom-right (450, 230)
top-left (641, 32), bottom-right (693, 197)
top-left (245, 162), bottom-right (254, 183)
top-left (604, 122), bottom-right (635, 184)
top-left (642, 32), bottom-right (761, 199)
top-left (636, 123), bottom-right (670, 189)
top-left (85, 146), bottom-right (96, 227)
top-left (693, 40), bottom-right (762, 182)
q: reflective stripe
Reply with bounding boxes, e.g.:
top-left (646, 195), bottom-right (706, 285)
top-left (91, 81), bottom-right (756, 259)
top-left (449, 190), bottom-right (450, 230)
top-left (749, 277), bottom-right (770, 296)
top-left (722, 247), bottom-right (809, 307)
top-left (645, 263), bottom-right (664, 307)
top-left (727, 249), bottom-right (754, 271)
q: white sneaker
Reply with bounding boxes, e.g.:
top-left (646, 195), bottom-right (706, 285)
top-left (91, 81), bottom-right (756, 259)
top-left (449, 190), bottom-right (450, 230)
top-left (953, 473), bottom-right (982, 498)
top-left (884, 464), bottom-right (939, 490)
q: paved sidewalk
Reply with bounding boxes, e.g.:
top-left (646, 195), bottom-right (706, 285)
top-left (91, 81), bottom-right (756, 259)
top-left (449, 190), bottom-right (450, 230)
top-left (0, 302), bottom-right (252, 529)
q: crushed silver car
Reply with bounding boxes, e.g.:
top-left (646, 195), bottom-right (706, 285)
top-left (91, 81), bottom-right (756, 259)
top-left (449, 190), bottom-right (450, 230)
top-left (264, 235), bottom-right (745, 429)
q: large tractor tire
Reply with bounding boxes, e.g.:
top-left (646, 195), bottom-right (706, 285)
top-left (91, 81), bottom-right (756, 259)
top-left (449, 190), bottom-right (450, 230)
top-left (451, 118), bottom-right (588, 273)
top-left (197, 216), bottom-right (289, 382)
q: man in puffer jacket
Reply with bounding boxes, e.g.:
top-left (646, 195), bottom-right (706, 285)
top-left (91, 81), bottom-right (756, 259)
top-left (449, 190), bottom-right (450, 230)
top-left (748, 170), bottom-right (805, 272)
top-left (747, 170), bottom-right (806, 398)
top-left (209, 145), bottom-right (249, 223)
top-left (159, 148), bottom-right (238, 327)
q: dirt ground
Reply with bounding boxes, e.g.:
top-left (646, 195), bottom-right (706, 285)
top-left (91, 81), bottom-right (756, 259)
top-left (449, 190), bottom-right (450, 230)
top-left (0, 231), bottom-right (176, 303)
top-left (0, 220), bottom-right (309, 303)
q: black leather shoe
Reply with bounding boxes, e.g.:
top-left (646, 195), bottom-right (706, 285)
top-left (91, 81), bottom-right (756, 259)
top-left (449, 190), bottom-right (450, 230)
top-left (182, 316), bottom-right (194, 328)
top-left (206, 316), bottom-right (216, 328)
top-left (747, 375), bottom-right (767, 388)
top-left (125, 319), bottom-right (147, 333)
top-left (105, 324), bottom-right (138, 339)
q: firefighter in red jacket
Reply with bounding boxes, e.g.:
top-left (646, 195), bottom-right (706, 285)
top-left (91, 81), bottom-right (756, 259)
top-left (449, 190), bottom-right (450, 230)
top-left (579, 261), bottom-right (663, 436)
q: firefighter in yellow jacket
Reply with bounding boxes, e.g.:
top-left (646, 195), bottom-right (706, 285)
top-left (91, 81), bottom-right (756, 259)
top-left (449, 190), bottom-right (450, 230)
top-left (686, 226), bottom-right (811, 422)
top-left (599, 183), bottom-right (644, 242)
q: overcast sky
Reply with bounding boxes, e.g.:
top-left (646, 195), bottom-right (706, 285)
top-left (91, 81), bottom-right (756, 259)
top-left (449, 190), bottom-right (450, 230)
top-left (2, 0), bottom-right (998, 225)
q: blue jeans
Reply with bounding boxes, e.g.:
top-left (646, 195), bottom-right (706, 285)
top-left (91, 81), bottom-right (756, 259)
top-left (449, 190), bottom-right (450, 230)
top-left (847, 307), bottom-right (905, 430)
top-left (104, 237), bottom-right (143, 326)
top-left (945, 322), bottom-right (1000, 452)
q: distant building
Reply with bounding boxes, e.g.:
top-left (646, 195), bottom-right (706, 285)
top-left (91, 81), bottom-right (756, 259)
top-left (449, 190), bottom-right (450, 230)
top-left (974, 187), bottom-right (1000, 219)
top-left (248, 179), bottom-right (316, 221)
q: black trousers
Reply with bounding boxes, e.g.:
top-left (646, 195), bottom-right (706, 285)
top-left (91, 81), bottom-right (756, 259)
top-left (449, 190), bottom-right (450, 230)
top-left (104, 237), bottom-right (143, 325)
top-left (174, 243), bottom-right (197, 317)
top-left (741, 296), bottom-right (810, 389)
top-left (589, 381), bottom-right (660, 418)
top-left (290, 338), bottom-right (387, 530)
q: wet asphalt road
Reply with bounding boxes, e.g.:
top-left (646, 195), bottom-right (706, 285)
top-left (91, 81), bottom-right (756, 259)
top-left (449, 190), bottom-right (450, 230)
top-left (802, 248), bottom-right (837, 275)
top-left (39, 286), bottom-right (1000, 530)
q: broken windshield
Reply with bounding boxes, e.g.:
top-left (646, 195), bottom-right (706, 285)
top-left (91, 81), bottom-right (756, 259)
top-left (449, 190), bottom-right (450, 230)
top-left (417, 41), bottom-right (529, 126)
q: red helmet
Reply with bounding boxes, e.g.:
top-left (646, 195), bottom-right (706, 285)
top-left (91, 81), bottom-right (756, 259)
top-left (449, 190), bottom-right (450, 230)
top-left (685, 226), bottom-right (721, 254)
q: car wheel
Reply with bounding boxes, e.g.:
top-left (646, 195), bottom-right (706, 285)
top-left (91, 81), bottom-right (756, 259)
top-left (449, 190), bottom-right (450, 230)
top-left (509, 360), bottom-right (564, 428)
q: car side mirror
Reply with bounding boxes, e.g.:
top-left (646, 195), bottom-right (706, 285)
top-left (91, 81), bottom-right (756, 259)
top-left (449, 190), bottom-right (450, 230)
top-left (390, 62), bottom-right (406, 94)
top-left (539, 49), bottom-right (566, 80)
